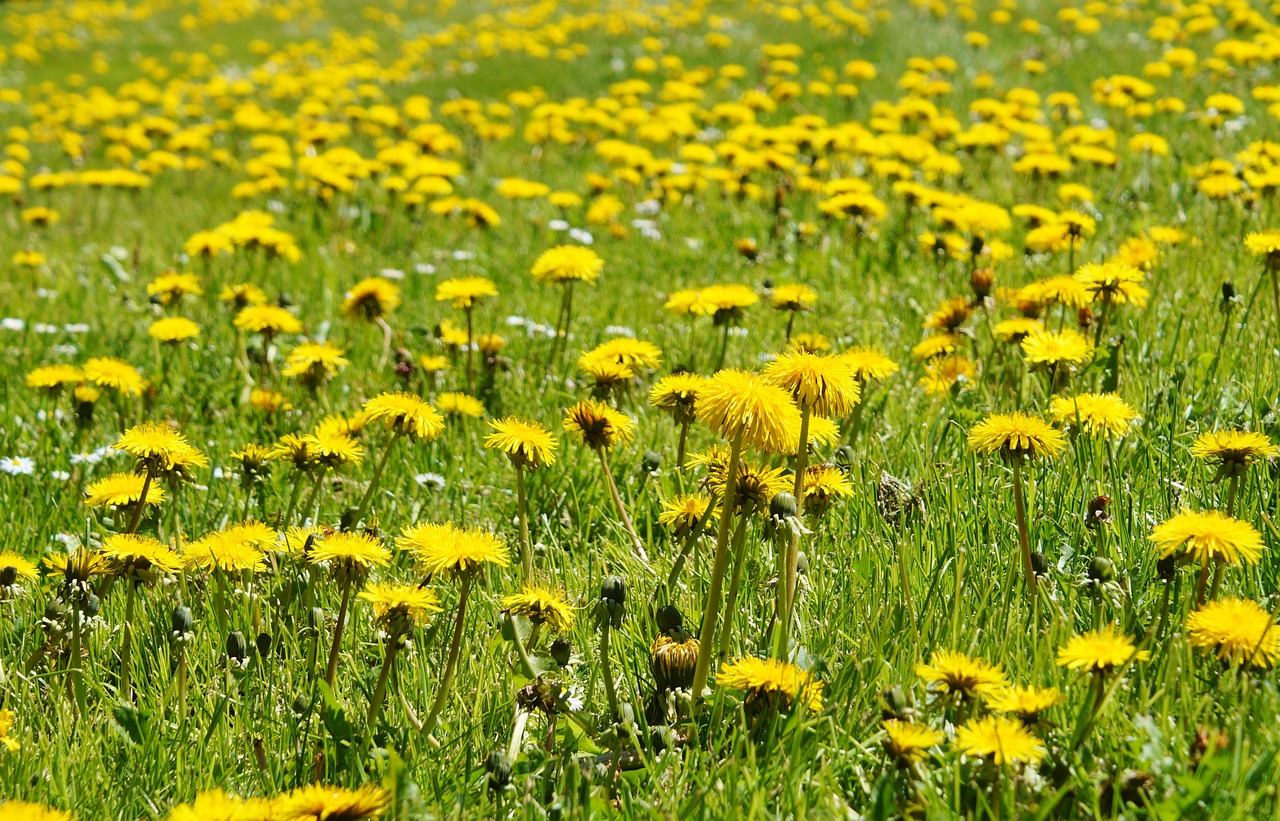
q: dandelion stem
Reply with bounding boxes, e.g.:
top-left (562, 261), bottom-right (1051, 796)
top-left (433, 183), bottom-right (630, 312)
top-left (599, 617), bottom-right (620, 720)
top-left (283, 471), bottom-right (307, 526)
top-left (125, 469), bottom-right (153, 535)
top-left (675, 418), bottom-right (691, 474)
top-left (1010, 459), bottom-right (1036, 599)
top-left (119, 582), bottom-right (137, 701)
top-left (716, 515), bottom-right (751, 662)
top-left (465, 306), bottom-right (476, 393)
top-left (366, 640), bottom-right (398, 731)
top-left (353, 432), bottom-right (402, 527)
top-left (664, 512), bottom-right (708, 599)
top-left (691, 429), bottom-right (744, 702)
top-left (323, 580), bottom-right (352, 689)
top-left (777, 405), bottom-right (812, 658)
top-left (596, 448), bottom-right (648, 563)
top-left (514, 464), bottom-right (533, 582)
top-left (421, 572), bottom-right (472, 737)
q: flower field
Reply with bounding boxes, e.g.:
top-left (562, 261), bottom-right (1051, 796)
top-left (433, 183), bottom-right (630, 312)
top-left (3, 0), bottom-right (1280, 816)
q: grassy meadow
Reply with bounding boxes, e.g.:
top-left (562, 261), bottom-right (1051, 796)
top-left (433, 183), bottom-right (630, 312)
top-left (2, 0), bottom-right (1280, 817)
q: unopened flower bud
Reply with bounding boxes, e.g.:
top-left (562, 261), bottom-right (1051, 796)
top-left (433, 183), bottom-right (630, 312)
top-left (0, 565), bottom-right (16, 587)
top-left (486, 750), bottom-right (512, 792)
top-left (601, 576), bottom-right (626, 607)
top-left (1088, 557), bottom-right (1116, 584)
top-left (655, 604), bottom-right (683, 635)
top-left (171, 605), bottom-right (193, 636)
top-left (549, 637), bottom-right (572, 668)
top-left (970, 267), bottom-right (995, 300)
top-left (255, 632), bottom-right (272, 659)
top-left (226, 631), bottom-right (248, 662)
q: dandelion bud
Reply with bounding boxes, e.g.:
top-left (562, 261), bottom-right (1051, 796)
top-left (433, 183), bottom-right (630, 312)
top-left (1088, 557), bottom-right (1116, 584)
top-left (655, 604), bottom-right (683, 635)
top-left (601, 576), bottom-right (626, 608)
top-left (83, 592), bottom-right (101, 617)
top-left (1220, 281), bottom-right (1237, 311)
top-left (834, 445), bottom-right (855, 469)
top-left (291, 694), bottom-right (310, 715)
top-left (308, 606), bottom-right (324, 633)
top-left (1030, 551), bottom-right (1048, 577)
top-left (498, 611), bottom-right (518, 643)
top-left (970, 267), bottom-right (995, 300)
top-left (255, 632), bottom-right (272, 659)
top-left (0, 565), bottom-right (16, 588)
top-left (170, 605), bottom-right (193, 637)
top-left (736, 237), bottom-right (759, 261)
top-left (226, 631), bottom-right (248, 663)
top-left (641, 450), bottom-right (662, 474)
top-left (549, 637), bottom-right (572, 668)
top-left (880, 684), bottom-right (917, 722)
top-left (485, 749), bottom-right (512, 792)
top-left (770, 491), bottom-right (798, 521)
top-left (1156, 554), bottom-right (1177, 582)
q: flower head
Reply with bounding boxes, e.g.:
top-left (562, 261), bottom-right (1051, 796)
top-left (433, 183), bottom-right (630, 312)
top-left (658, 493), bottom-right (712, 538)
top-left (770, 283), bottom-right (817, 312)
top-left (1148, 509), bottom-right (1264, 566)
top-left (24, 364), bottom-right (83, 394)
top-left (1244, 230), bottom-right (1280, 269)
top-left (84, 473), bottom-right (166, 509)
top-left (234, 305), bottom-right (302, 335)
top-left (342, 277), bottom-right (401, 320)
top-left (82, 357), bottom-right (145, 396)
top-left (954, 716), bottom-right (1046, 766)
top-left (695, 369), bottom-right (802, 454)
top-left (397, 522), bottom-right (509, 577)
top-left (435, 276), bottom-right (498, 309)
top-left (115, 422), bottom-right (208, 477)
top-left (987, 685), bottom-right (1065, 725)
top-left (916, 650), bottom-right (1007, 700)
top-left (282, 342), bottom-right (348, 385)
top-left (1056, 625), bottom-right (1149, 673)
top-left (882, 719), bottom-right (945, 764)
top-left (0, 552), bottom-right (38, 584)
top-left (763, 352), bottom-right (861, 418)
top-left (649, 373), bottom-right (705, 424)
top-left (1190, 430), bottom-right (1279, 480)
top-left (100, 533), bottom-right (183, 582)
top-left (839, 346), bottom-right (900, 381)
top-left (1186, 598), bottom-right (1280, 669)
top-left (307, 532), bottom-right (390, 574)
top-left (436, 392), bottom-right (486, 419)
top-left (485, 417), bottom-right (558, 470)
top-left (967, 412), bottom-right (1066, 462)
top-left (148, 317), bottom-right (201, 344)
top-left (1048, 393), bottom-right (1139, 438)
top-left (502, 586), bottom-right (575, 632)
top-left (718, 656), bottom-right (823, 713)
top-left (274, 783), bottom-right (391, 821)
top-left (362, 392), bottom-right (445, 440)
top-left (531, 245), bottom-right (603, 285)
top-left (1074, 261), bottom-right (1148, 306)
top-left (358, 582), bottom-right (442, 632)
top-left (1021, 328), bottom-right (1093, 368)
top-left (563, 400), bottom-right (635, 450)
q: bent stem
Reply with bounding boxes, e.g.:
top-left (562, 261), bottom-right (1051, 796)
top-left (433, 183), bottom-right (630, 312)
top-left (421, 573), bottom-right (473, 737)
top-left (323, 580), bottom-right (353, 689)
top-left (690, 429), bottom-right (744, 702)
top-left (777, 405), bottom-right (812, 658)
top-left (597, 448), bottom-right (648, 563)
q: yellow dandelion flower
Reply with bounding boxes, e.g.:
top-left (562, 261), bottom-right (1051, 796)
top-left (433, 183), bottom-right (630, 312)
top-left (882, 719), bottom-right (945, 764)
top-left (358, 582), bottom-right (442, 629)
top-left (307, 532), bottom-right (390, 572)
top-left (1056, 625), bottom-right (1149, 673)
top-left (718, 656), bottom-right (823, 713)
top-left (84, 473), bottom-right (166, 509)
top-left (274, 783), bottom-right (390, 821)
top-left (954, 716), bottom-right (1045, 766)
top-left (1186, 598), bottom-right (1280, 669)
top-left (694, 369), bottom-right (801, 454)
top-left (398, 522), bottom-right (509, 576)
top-left (968, 412), bottom-right (1066, 461)
top-left (1048, 393), bottom-right (1139, 438)
top-left (1148, 509), bottom-right (1264, 566)
top-left (501, 586), bottom-right (575, 632)
top-left (362, 392), bottom-right (445, 440)
top-left (763, 351), bottom-right (861, 418)
top-left (916, 649), bottom-right (1007, 699)
top-left (82, 357), bottom-right (145, 396)
top-left (100, 533), bottom-right (183, 580)
top-left (531, 245), bottom-right (603, 285)
top-left (435, 276), bottom-right (498, 309)
top-left (484, 417), bottom-right (558, 469)
top-left (563, 400), bottom-right (635, 450)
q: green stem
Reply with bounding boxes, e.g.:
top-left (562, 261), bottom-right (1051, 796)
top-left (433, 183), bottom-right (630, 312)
top-left (421, 573), bottom-right (472, 736)
top-left (777, 406), bottom-right (812, 658)
top-left (353, 432), bottom-right (402, 526)
top-left (1011, 460), bottom-right (1036, 599)
top-left (716, 516), bottom-right (752, 662)
top-left (600, 621), bottom-right (619, 720)
top-left (690, 429), bottom-right (744, 702)
top-left (323, 581), bottom-right (352, 688)
top-left (119, 582), bottom-right (138, 701)
top-left (125, 469), bottom-right (153, 535)
top-left (598, 448), bottom-right (647, 563)
top-left (515, 465), bottom-right (533, 583)
top-left (366, 641), bottom-right (398, 730)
